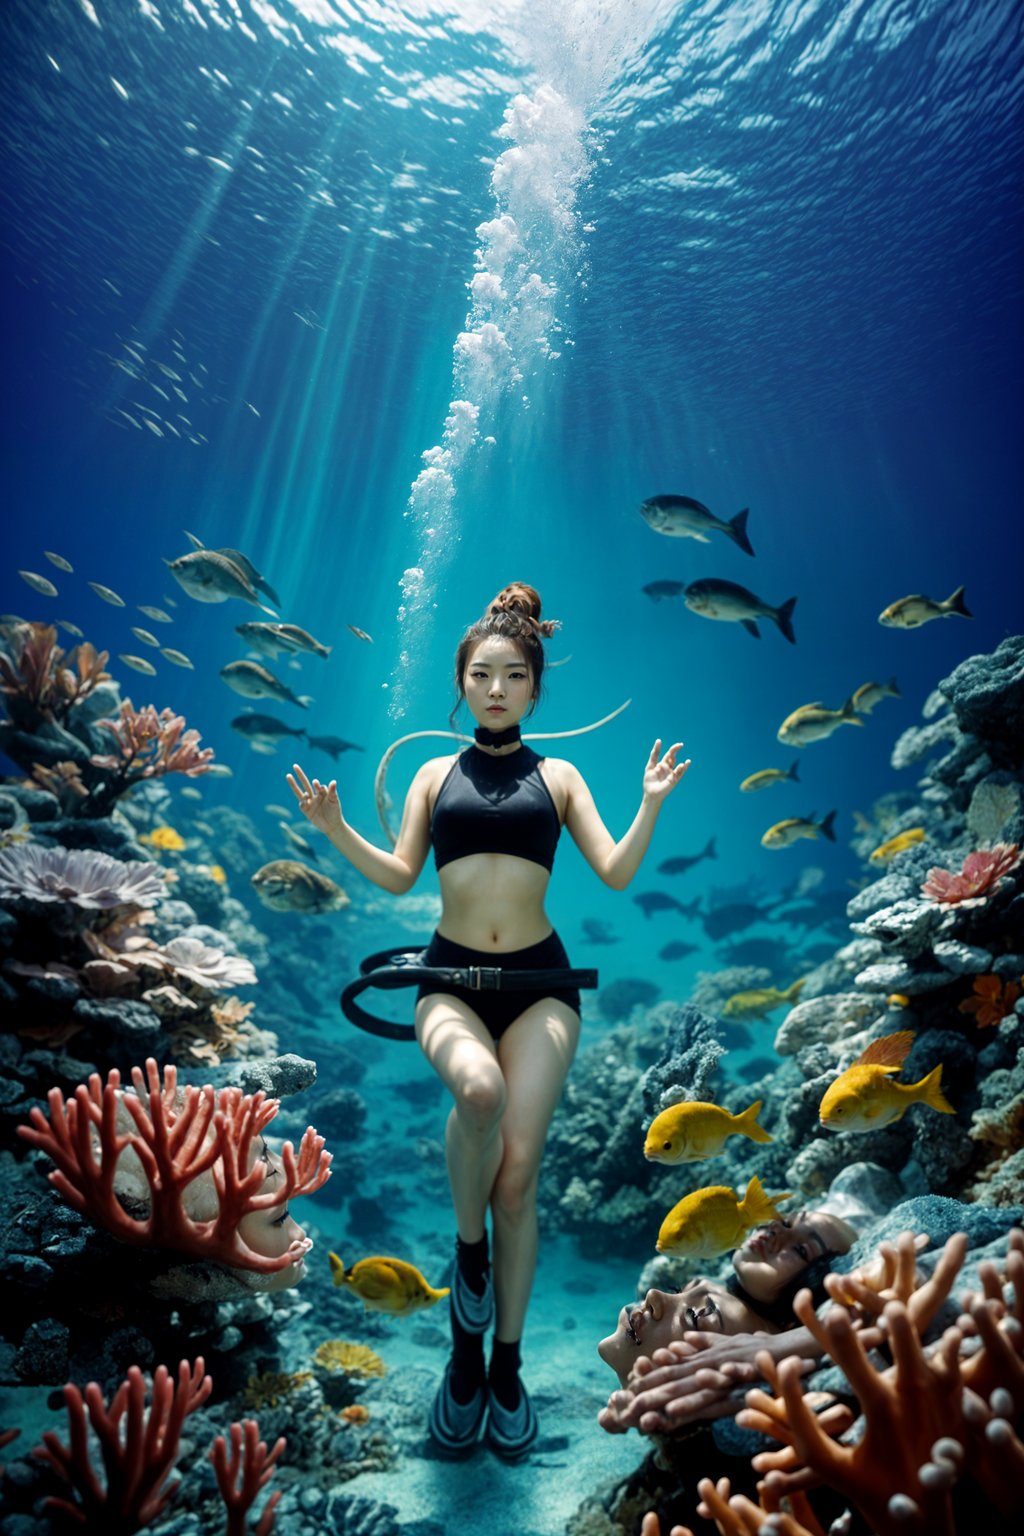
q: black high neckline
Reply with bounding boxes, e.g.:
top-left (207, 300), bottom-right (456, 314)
top-left (473, 722), bottom-right (522, 750)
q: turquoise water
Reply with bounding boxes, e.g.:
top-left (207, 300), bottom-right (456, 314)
top-left (1, 1), bottom-right (1022, 1530)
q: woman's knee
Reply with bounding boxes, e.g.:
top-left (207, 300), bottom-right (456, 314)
top-left (492, 1156), bottom-right (539, 1220)
top-left (454, 1070), bottom-right (507, 1130)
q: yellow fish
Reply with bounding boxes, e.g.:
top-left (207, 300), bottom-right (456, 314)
top-left (740, 762), bottom-right (800, 793)
top-left (819, 1031), bottom-right (954, 1133)
top-left (139, 825), bottom-right (186, 851)
top-left (722, 980), bottom-right (805, 1020)
top-left (657, 1176), bottom-right (790, 1260)
top-left (869, 827), bottom-right (926, 863)
top-left (777, 700), bottom-right (862, 747)
top-left (761, 812), bottom-right (836, 849)
top-left (851, 677), bottom-right (900, 714)
top-left (208, 864), bottom-right (228, 884)
top-left (878, 587), bottom-right (972, 629)
top-left (644, 1099), bottom-right (772, 1164)
top-left (328, 1253), bottom-right (450, 1316)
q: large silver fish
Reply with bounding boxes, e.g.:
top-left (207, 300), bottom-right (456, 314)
top-left (640, 495), bottom-right (754, 556)
top-left (220, 660), bottom-right (312, 708)
top-left (684, 579), bottom-right (796, 643)
top-left (235, 621), bottom-right (331, 659)
top-left (184, 532), bottom-right (281, 606)
top-left (165, 550), bottom-right (276, 614)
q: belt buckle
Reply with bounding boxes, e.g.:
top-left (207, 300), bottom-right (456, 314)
top-left (469, 967), bottom-right (502, 991)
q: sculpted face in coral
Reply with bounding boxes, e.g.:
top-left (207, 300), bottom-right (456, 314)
top-left (598, 1281), bottom-right (767, 1384)
top-left (235, 1144), bottom-right (312, 1292)
top-left (732, 1209), bottom-right (855, 1304)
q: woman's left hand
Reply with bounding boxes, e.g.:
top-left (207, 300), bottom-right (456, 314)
top-left (643, 739), bottom-right (691, 802)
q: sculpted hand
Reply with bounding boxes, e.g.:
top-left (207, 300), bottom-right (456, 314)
top-left (639, 1511), bottom-right (694, 1536)
top-left (287, 762), bottom-right (344, 837)
top-left (643, 739), bottom-right (690, 802)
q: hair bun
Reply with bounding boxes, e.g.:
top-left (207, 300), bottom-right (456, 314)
top-left (487, 582), bottom-right (561, 639)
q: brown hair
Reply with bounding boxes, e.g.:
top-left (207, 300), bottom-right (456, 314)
top-left (450, 582), bottom-right (561, 726)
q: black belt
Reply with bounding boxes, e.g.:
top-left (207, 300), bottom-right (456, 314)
top-left (340, 947), bottom-right (598, 1041)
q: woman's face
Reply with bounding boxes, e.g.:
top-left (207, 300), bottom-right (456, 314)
top-left (237, 1147), bottom-right (312, 1292)
top-left (463, 635), bottom-right (535, 730)
top-left (731, 1209), bottom-right (854, 1304)
top-left (598, 1281), bottom-right (768, 1385)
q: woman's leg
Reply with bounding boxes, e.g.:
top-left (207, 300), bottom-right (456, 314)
top-left (416, 993), bottom-right (506, 1243)
top-left (491, 998), bottom-right (580, 1343)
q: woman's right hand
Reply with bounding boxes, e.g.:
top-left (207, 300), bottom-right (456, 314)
top-left (287, 762), bottom-right (344, 837)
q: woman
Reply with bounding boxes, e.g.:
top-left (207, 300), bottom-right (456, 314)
top-left (288, 582), bottom-right (688, 1456)
top-left (599, 1208), bottom-right (857, 1392)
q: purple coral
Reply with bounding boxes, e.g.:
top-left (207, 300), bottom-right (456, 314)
top-left (0, 845), bottom-right (166, 910)
top-left (160, 936), bottom-right (257, 993)
top-left (921, 842), bottom-right (1021, 905)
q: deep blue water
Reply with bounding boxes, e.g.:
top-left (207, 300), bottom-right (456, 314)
top-left (1, 0), bottom-right (1022, 1026)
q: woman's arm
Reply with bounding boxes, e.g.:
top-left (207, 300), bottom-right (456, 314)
top-left (562, 739), bottom-right (689, 889)
top-left (287, 760), bottom-right (437, 895)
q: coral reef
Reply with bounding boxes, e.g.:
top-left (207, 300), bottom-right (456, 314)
top-left (922, 843), bottom-right (1021, 905)
top-left (0, 843), bottom-right (166, 911)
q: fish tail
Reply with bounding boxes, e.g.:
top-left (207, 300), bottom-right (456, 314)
top-left (773, 596), bottom-right (797, 645)
top-left (784, 978), bottom-right (807, 1002)
top-left (788, 760), bottom-right (800, 782)
top-left (841, 696), bottom-right (865, 725)
top-left (328, 1252), bottom-right (346, 1286)
top-left (728, 507), bottom-right (755, 557)
top-left (704, 836), bottom-right (718, 860)
top-left (297, 695), bottom-right (315, 709)
top-left (734, 1099), bottom-right (773, 1144)
top-left (915, 1064), bottom-right (955, 1115)
top-left (888, 676), bottom-right (901, 697)
top-left (740, 1175), bottom-right (788, 1226)
top-left (820, 810), bottom-right (838, 842)
top-left (944, 585), bottom-right (973, 619)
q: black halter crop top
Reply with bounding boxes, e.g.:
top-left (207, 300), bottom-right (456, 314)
top-left (430, 744), bottom-right (562, 873)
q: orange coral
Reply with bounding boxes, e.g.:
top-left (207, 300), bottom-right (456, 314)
top-left (922, 843), bottom-right (1020, 904)
top-left (340, 1404), bottom-right (371, 1425)
top-left (959, 973), bottom-right (1022, 1029)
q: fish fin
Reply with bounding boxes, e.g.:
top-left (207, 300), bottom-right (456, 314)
top-left (773, 596), bottom-right (797, 644)
top-left (735, 1100), bottom-right (773, 1144)
top-left (249, 742), bottom-right (277, 755)
top-left (856, 1030), bottom-right (915, 1069)
top-left (298, 695), bottom-right (314, 709)
top-left (888, 676), bottom-right (901, 697)
top-left (740, 1174), bottom-right (788, 1225)
top-left (784, 978), bottom-right (807, 1002)
top-left (704, 836), bottom-right (718, 860)
top-left (820, 810), bottom-right (837, 843)
top-left (328, 1252), bottom-right (346, 1286)
top-left (741, 619), bottom-right (761, 639)
top-left (184, 529), bottom-right (206, 549)
top-left (788, 760), bottom-right (800, 781)
top-left (945, 585), bottom-right (973, 618)
top-left (259, 602), bottom-right (279, 618)
top-left (729, 507), bottom-right (755, 557)
top-left (841, 696), bottom-right (865, 724)
top-left (261, 581), bottom-right (283, 607)
top-left (915, 1063), bottom-right (955, 1115)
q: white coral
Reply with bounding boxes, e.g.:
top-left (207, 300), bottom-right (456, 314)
top-left (161, 935), bottom-right (257, 992)
top-left (0, 844), bottom-right (165, 909)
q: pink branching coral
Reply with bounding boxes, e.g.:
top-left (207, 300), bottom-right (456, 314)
top-left (0, 623), bottom-right (111, 725)
top-left (17, 1057), bottom-right (332, 1273)
top-left (209, 1419), bottom-right (285, 1536)
top-left (34, 1358), bottom-right (211, 1534)
top-left (921, 842), bottom-right (1021, 905)
top-left (86, 699), bottom-right (215, 814)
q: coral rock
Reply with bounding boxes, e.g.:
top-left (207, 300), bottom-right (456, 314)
top-left (940, 634), bottom-right (1024, 760)
top-left (775, 991), bottom-right (885, 1056)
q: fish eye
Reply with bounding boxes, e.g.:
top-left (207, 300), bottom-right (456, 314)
top-left (663, 1140), bottom-right (672, 1150)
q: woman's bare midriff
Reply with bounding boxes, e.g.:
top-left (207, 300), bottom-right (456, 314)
top-left (436, 853), bottom-right (554, 951)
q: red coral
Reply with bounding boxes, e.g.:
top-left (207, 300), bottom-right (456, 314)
top-left (210, 1420), bottom-right (285, 1536)
top-left (33, 1358), bottom-right (211, 1534)
top-left (921, 842), bottom-right (1021, 904)
top-left (86, 699), bottom-right (215, 814)
top-left (0, 623), bottom-right (111, 723)
top-left (959, 973), bottom-right (1022, 1029)
top-left (17, 1058), bottom-right (332, 1273)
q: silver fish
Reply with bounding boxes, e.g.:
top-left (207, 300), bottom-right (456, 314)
top-left (265, 803), bottom-right (292, 818)
top-left (879, 588), bottom-right (973, 629)
top-left (18, 571), bottom-right (58, 597)
top-left (165, 550), bottom-right (276, 614)
top-left (236, 621), bottom-right (331, 660)
top-left (182, 534), bottom-right (281, 607)
top-left (179, 786), bottom-right (203, 800)
top-left (119, 654), bottom-right (158, 676)
top-left (57, 620), bottom-right (84, 637)
top-left (138, 605), bottom-right (173, 623)
top-left (220, 660), bottom-right (311, 708)
top-left (280, 820), bottom-right (318, 860)
top-left (205, 762), bottom-right (234, 778)
top-left (44, 552), bottom-right (74, 573)
top-left (160, 648), bottom-right (194, 669)
top-left (684, 579), bottom-right (796, 644)
top-left (131, 627), bottom-right (161, 648)
top-left (230, 713), bottom-right (306, 753)
top-left (89, 581), bottom-right (126, 607)
top-left (640, 495), bottom-right (754, 556)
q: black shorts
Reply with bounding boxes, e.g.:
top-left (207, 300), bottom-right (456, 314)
top-left (415, 930), bottom-right (581, 1041)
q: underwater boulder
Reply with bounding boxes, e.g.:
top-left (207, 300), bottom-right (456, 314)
top-left (940, 635), bottom-right (1024, 762)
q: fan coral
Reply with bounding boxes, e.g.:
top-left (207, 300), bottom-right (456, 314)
top-left (0, 844), bottom-right (166, 909)
top-left (958, 973), bottom-right (1022, 1029)
top-left (87, 699), bottom-right (215, 815)
top-left (0, 622), bottom-right (111, 724)
top-left (921, 842), bottom-right (1020, 904)
top-left (313, 1341), bottom-right (387, 1379)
